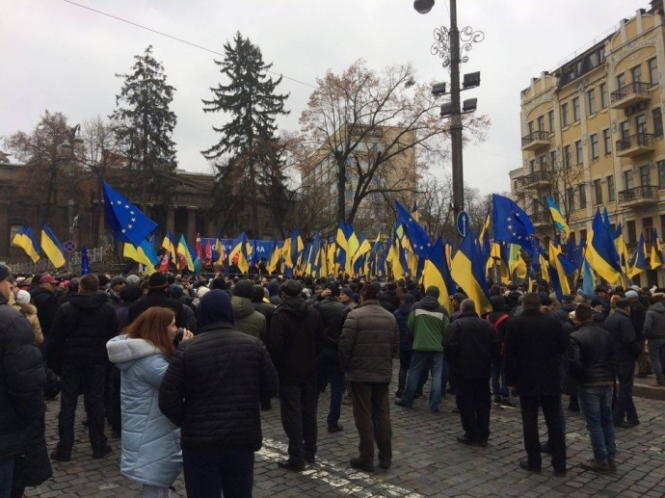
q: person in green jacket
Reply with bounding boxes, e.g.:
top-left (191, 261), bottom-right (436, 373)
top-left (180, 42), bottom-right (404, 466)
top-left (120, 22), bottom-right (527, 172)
top-left (231, 280), bottom-right (267, 343)
top-left (395, 286), bottom-right (449, 413)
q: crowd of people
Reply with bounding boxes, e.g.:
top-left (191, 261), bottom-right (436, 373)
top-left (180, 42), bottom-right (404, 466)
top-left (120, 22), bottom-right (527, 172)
top-left (0, 265), bottom-right (662, 497)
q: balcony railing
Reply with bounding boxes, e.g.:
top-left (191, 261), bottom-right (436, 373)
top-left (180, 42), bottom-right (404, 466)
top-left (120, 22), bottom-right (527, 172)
top-left (521, 130), bottom-right (550, 150)
top-left (610, 81), bottom-right (650, 105)
top-left (520, 170), bottom-right (550, 188)
top-left (617, 185), bottom-right (658, 205)
top-left (616, 133), bottom-right (655, 157)
top-left (530, 211), bottom-right (551, 225)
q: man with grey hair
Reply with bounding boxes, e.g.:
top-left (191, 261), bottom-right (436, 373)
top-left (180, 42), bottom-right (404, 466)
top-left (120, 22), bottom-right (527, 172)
top-left (445, 299), bottom-right (500, 447)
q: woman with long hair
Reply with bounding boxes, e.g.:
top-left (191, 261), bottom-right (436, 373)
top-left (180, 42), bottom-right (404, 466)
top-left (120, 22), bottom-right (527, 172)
top-left (107, 307), bottom-right (193, 497)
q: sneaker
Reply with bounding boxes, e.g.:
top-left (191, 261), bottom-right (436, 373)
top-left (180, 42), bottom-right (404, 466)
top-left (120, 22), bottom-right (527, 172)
top-left (580, 459), bottom-right (610, 473)
top-left (519, 459), bottom-right (541, 473)
top-left (278, 460), bottom-right (305, 472)
top-left (50, 449), bottom-right (71, 462)
top-left (394, 400), bottom-right (411, 408)
top-left (328, 424), bottom-right (344, 433)
top-left (456, 435), bottom-right (480, 447)
top-left (92, 445), bottom-right (112, 459)
top-left (350, 457), bottom-right (374, 472)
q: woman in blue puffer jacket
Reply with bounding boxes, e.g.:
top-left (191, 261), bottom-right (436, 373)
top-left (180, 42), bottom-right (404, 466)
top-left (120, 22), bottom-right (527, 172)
top-left (107, 307), bottom-right (193, 498)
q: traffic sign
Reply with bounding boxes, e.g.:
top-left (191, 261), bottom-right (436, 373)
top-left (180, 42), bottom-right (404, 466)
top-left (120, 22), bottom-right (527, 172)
top-left (456, 211), bottom-right (470, 238)
top-left (63, 240), bottom-right (77, 253)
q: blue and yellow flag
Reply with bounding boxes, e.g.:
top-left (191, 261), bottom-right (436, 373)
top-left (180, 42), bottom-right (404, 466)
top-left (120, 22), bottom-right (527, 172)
top-left (12, 226), bottom-right (40, 262)
top-left (545, 196), bottom-right (570, 237)
top-left (422, 236), bottom-right (457, 314)
top-left (548, 239), bottom-right (571, 301)
top-left (103, 182), bottom-right (157, 246)
top-left (650, 228), bottom-right (664, 270)
top-left (229, 232), bottom-right (250, 274)
top-left (161, 230), bottom-right (177, 262)
top-left (450, 231), bottom-right (491, 314)
top-left (176, 234), bottom-right (195, 272)
top-left (585, 210), bottom-right (622, 285)
top-left (395, 201), bottom-right (432, 258)
top-left (629, 232), bottom-right (648, 279)
top-left (40, 224), bottom-right (66, 269)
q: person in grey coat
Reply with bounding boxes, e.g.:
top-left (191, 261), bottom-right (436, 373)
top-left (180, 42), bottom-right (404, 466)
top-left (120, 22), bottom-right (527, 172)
top-left (643, 294), bottom-right (665, 386)
top-left (107, 307), bottom-right (193, 498)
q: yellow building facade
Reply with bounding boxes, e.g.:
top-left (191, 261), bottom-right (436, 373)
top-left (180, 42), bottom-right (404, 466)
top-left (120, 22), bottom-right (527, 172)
top-left (513, 3), bottom-right (665, 286)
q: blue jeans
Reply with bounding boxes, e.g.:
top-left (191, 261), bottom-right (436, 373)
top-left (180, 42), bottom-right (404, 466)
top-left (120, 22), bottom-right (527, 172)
top-left (183, 447), bottom-right (254, 498)
top-left (316, 348), bottom-right (344, 426)
top-left (402, 351), bottom-right (443, 411)
top-left (614, 361), bottom-right (638, 424)
top-left (491, 358), bottom-right (509, 398)
top-left (648, 337), bottom-right (665, 383)
top-left (578, 385), bottom-right (616, 463)
top-left (0, 457), bottom-right (15, 498)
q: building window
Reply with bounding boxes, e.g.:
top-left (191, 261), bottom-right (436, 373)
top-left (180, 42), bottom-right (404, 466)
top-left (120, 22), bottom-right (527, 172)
top-left (563, 145), bottom-right (571, 169)
top-left (648, 58), bottom-right (659, 86)
top-left (569, 232), bottom-right (577, 246)
top-left (620, 121), bottom-right (630, 141)
top-left (627, 220), bottom-right (637, 244)
top-left (644, 217), bottom-right (654, 242)
top-left (580, 229), bottom-right (588, 242)
top-left (625, 170), bottom-right (634, 189)
top-left (579, 184), bottom-right (587, 209)
top-left (528, 121), bottom-right (534, 135)
top-left (603, 129), bottom-right (611, 155)
top-left (539, 155), bottom-right (547, 171)
top-left (561, 103), bottom-right (569, 127)
top-left (529, 159), bottom-right (535, 174)
top-left (590, 133), bottom-right (599, 160)
top-left (572, 97), bottom-right (580, 122)
top-left (599, 82), bottom-right (608, 109)
top-left (548, 110), bottom-right (555, 132)
top-left (594, 179), bottom-right (603, 205)
top-left (641, 165), bottom-right (651, 186)
top-left (653, 108), bottom-right (663, 138)
top-left (537, 115), bottom-right (545, 132)
top-left (658, 161), bottom-right (665, 187)
top-left (566, 187), bottom-right (575, 211)
top-left (631, 65), bottom-right (643, 83)
top-left (550, 150), bottom-right (558, 171)
top-left (587, 89), bottom-right (597, 115)
top-left (617, 73), bottom-right (626, 89)
top-left (636, 114), bottom-right (647, 134)
top-left (607, 175), bottom-right (615, 201)
top-left (513, 180), bottom-right (518, 191)
top-left (575, 140), bottom-right (583, 165)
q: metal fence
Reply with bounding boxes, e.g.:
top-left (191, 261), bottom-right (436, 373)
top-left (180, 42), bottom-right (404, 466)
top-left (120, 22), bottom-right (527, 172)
top-left (8, 247), bottom-right (108, 275)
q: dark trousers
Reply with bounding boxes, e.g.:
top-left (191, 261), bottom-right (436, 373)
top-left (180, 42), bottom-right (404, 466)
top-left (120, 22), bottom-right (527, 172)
top-left (397, 349), bottom-right (413, 392)
top-left (519, 394), bottom-right (566, 472)
top-left (350, 382), bottom-right (392, 467)
top-left (316, 348), bottom-right (344, 426)
top-left (57, 363), bottom-right (107, 453)
top-left (280, 381), bottom-right (318, 464)
top-left (107, 365), bottom-right (121, 433)
top-left (182, 447), bottom-right (254, 498)
top-left (455, 377), bottom-right (491, 442)
top-left (614, 361), bottom-right (638, 424)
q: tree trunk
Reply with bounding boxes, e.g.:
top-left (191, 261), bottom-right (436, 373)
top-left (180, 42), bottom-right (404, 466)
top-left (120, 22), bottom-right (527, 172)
top-left (337, 159), bottom-right (346, 223)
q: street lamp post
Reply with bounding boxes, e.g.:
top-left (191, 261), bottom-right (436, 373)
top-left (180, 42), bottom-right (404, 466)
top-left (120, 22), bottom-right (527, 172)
top-left (414, 0), bottom-right (483, 238)
top-left (60, 124), bottom-right (83, 267)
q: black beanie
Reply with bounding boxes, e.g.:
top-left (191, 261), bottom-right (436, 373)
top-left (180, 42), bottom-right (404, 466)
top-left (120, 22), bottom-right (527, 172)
top-left (0, 265), bottom-right (10, 282)
top-left (196, 289), bottom-right (234, 328)
top-left (233, 280), bottom-right (255, 299)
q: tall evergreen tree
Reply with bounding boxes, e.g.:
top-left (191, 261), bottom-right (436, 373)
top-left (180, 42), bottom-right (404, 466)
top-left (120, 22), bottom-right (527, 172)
top-left (202, 32), bottom-right (290, 237)
top-left (111, 45), bottom-right (177, 209)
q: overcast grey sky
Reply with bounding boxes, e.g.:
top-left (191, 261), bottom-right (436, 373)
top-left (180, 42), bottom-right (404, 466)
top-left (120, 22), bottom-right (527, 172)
top-left (0, 0), bottom-right (647, 195)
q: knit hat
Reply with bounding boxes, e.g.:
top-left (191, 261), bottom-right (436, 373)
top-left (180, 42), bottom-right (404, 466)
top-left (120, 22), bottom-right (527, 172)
top-left (0, 265), bottom-right (10, 283)
top-left (109, 276), bottom-right (126, 287)
top-left (148, 273), bottom-right (168, 289)
top-left (325, 283), bottom-right (340, 297)
top-left (340, 287), bottom-right (354, 298)
top-left (16, 289), bottom-right (31, 305)
top-left (126, 274), bottom-right (141, 287)
top-left (119, 285), bottom-right (142, 303)
top-left (233, 280), bottom-right (255, 299)
top-left (196, 289), bottom-right (234, 327)
top-left (169, 285), bottom-right (184, 299)
top-left (625, 290), bottom-right (639, 299)
top-left (280, 280), bottom-right (302, 297)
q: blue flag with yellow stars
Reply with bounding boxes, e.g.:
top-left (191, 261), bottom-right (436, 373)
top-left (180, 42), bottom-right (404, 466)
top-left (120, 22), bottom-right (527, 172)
top-left (103, 182), bottom-right (157, 247)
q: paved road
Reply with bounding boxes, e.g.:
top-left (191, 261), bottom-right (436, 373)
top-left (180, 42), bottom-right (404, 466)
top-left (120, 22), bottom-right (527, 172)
top-left (30, 366), bottom-right (665, 497)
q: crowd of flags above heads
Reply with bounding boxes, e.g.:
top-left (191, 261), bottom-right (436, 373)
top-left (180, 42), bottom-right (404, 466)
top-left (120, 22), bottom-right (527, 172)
top-left (10, 184), bottom-right (665, 313)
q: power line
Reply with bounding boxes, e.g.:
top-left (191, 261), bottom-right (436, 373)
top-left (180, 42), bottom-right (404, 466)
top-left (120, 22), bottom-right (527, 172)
top-left (60, 0), bottom-right (317, 90)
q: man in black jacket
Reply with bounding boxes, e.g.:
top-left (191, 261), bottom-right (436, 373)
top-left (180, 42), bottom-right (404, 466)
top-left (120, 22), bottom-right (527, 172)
top-left (159, 289), bottom-right (279, 498)
top-left (604, 298), bottom-right (641, 428)
top-left (29, 273), bottom-right (59, 365)
top-left (314, 284), bottom-right (349, 433)
top-left (127, 272), bottom-right (185, 327)
top-left (504, 292), bottom-right (568, 477)
top-left (0, 266), bottom-right (46, 495)
top-left (50, 274), bottom-right (118, 461)
top-left (445, 299), bottom-right (501, 447)
top-left (569, 303), bottom-right (616, 473)
top-left (269, 280), bottom-right (325, 472)
top-left (626, 290), bottom-right (649, 377)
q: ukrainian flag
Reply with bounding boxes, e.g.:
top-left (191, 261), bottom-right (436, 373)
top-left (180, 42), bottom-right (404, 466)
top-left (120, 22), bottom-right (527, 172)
top-left (450, 231), bottom-right (491, 314)
top-left (229, 232), bottom-right (249, 274)
top-left (548, 239), bottom-right (571, 301)
top-left (40, 224), bottom-right (66, 269)
top-left (585, 210), bottom-right (622, 285)
top-left (12, 226), bottom-right (40, 262)
top-left (629, 232), bottom-right (648, 279)
top-left (422, 236), bottom-right (457, 314)
top-left (545, 196), bottom-right (570, 237)
top-left (650, 229), bottom-right (664, 270)
top-left (161, 230), bottom-right (177, 262)
top-left (176, 234), bottom-right (195, 272)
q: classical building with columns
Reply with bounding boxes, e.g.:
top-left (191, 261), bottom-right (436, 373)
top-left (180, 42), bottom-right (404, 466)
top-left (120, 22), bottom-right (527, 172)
top-left (511, 1), bottom-right (665, 287)
top-left (0, 160), bottom-right (278, 264)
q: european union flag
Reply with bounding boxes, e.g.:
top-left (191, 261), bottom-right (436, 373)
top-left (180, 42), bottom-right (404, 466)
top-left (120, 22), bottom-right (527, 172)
top-left (492, 194), bottom-right (535, 250)
top-left (395, 200), bottom-right (432, 258)
top-left (81, 245), bottom-right (91, 275)
top-left (103, 182), bottom-right (157, 247)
